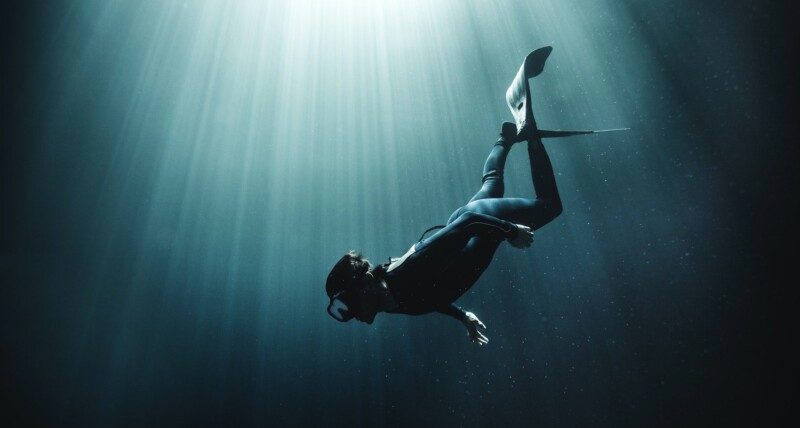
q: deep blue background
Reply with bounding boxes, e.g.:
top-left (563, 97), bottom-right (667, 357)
top-left (2, 1), bottom-right (796, 427)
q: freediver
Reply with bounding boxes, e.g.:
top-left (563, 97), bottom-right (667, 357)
top-left (325, 47), bottom-right (623, 345)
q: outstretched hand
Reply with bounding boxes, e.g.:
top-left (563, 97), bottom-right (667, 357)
top-left (508, 224), bottom-right (534, 249)
top-left (462, 311), bottom-right (489, 346)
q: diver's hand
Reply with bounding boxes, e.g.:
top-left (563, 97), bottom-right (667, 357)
top-left (508, 224), bottom-right (534, 249)
top-left (462, 311), bottom-right (489, 346)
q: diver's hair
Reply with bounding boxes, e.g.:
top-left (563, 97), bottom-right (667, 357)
top-left (325, 250), bottom-right (372, 297)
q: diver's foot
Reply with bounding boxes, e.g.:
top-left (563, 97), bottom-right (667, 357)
top-left (499, 121), bottom-right (520, 145)
top-left (516, 124), bottom-right (537, 143)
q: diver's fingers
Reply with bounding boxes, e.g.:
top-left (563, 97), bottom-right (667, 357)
top-left (468, 330), bottom-right (487, 346)
top-left (477, 320), bottom-right (487, 330)
top-left (474, 330), bottom-right (488, 342)
top-left (509, 229), bottom-right (533, 248)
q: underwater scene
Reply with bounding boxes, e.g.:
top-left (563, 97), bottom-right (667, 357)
top-left (2, 0), bottom-right (794, 426)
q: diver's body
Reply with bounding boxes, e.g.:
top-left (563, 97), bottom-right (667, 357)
top-left (326, 123), bottom-right (562, 345)
top-left (325, 46), bottom-right (627, 345)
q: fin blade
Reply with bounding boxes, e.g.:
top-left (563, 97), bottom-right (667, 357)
top-left (538, 128), bottom-right (630, 138)
top-left (506, 46), bottom-right (554, 136)
top-left (524, 46), bottom-right (553, 79)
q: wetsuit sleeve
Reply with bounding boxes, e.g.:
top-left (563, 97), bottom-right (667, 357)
top-left (437, 303), bottom-right (467, 322)
top-left (458, 211), bottom-right (520, 240)
top-left (423, 211), bottom-right (519, 247)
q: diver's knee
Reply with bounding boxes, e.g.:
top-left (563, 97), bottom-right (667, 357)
top-left (549, 200), bottom-right (563, 220)
top-left (552, 200), bottom-right (563, 217)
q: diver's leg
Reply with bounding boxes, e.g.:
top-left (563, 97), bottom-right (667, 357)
top-left (468, 122), bottom-right (519, 203)
top-left (467, 197), bottom-right (557, 230)
top-left (526, 135), bottom-right (562, 211)
top-left (446, 123), bottom-right (517, 225)
top-left (459, 137), bottom-right (562, 230)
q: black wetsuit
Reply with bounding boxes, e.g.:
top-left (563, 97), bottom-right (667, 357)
top-left (384, 133), bottom-right (562, 321)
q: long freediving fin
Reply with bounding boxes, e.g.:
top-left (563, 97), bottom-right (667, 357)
top-left (506, 46), bottom-right (628, 140)
top-left (505, 46), bottom-right (553, 136)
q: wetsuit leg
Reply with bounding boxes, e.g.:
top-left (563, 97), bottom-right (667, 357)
top-left (467, 135), bottom-right (514, 202)
top-left (526, 136), bottom-right (561, 209)
top-left (397, 136), bottom-right (562, 306)
top-left (451, 135), bottom-right (562, 230)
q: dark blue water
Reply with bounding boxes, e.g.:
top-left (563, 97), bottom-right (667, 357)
top-left (2, 1), bottom-right (794, 427)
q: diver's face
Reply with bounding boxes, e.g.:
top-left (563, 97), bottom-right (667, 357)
top-left (327, 291), bottom-right (358, 322)
top-left (327, 290), bottom-right (375, 324)
top-left (327, 276), bottom-right (371, 322)
top-left (328, 276), bottom-right (383, 324)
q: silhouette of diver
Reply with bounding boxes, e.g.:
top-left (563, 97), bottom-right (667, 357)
top-left (325, 47), bottom-right (624, 345)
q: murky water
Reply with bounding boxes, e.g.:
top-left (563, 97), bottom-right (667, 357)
top-left (3, 0), bottom-right (792, 426)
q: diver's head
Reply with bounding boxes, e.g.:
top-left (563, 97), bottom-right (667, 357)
top-left (326, 251), bottom-right (371, 322)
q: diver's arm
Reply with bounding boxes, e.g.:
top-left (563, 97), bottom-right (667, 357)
top-left (417, 211), bottom-right (532, 256)
top-left (437, 303), bottom-right (467, 321)
top-left (437, 304), bottom-right (489, 346)
top-left (453, 211), bottom-right (534, 249)
top-left (460, 211), bottom-right (519, 240)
